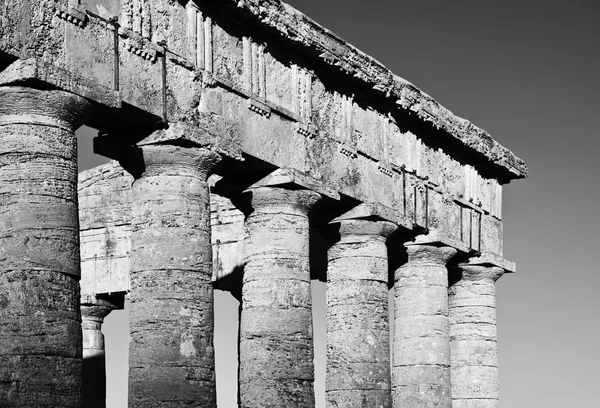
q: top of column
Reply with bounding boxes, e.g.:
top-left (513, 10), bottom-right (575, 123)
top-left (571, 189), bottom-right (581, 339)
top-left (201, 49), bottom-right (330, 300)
top-left (0, 85), bottom-right (92, 131)
top-left (244, 168), bottom-right (333, 213)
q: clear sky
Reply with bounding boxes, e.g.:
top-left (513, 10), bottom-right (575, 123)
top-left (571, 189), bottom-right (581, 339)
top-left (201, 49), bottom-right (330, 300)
top-left (78, 1), bottom-right (600, 406)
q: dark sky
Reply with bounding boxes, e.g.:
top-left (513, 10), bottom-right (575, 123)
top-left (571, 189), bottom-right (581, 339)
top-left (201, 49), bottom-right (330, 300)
top-left (78, 1), bottom-right (600, 406)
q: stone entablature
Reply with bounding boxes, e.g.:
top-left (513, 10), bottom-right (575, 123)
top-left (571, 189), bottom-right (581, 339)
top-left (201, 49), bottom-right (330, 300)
top-left (1, 1), bottom-right (522, 257)
top-left (78, 163), bottom-right (133, 296)
top-left (0, 1), bottom-right (526, 178)
top-left (1, 1), bottom-right (521, 256)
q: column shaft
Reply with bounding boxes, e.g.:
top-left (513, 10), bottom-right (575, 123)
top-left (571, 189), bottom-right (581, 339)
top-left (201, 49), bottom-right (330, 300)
top-left (326, 219), bottom-right (396, 407)
top-left (393, 244), bottom-right (457, 408)
top-left (0, 86), bottom-right (91, 407)
top-left (449, 265), bottom-right (503, 408)
top-left (128, 145), bottom-right (220, 407)
top-left (239, 187), bottom-right (320, 408)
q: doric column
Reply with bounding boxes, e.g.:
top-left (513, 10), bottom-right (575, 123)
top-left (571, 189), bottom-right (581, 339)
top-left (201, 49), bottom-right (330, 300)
top-left (326, 217), bottom-right (397, 407)
top-left (128, 144), bottom-right (221, 407)
top-left (240, 186), bottom-right (321, 408)
top-left (392, 236), bottom-right (461, 408)
top-left (449, 255), bottom-right (509, 408)
top-left (0, 86), bottom-right (91, 407)
top-left (81, 300), bottom-right (120, 408)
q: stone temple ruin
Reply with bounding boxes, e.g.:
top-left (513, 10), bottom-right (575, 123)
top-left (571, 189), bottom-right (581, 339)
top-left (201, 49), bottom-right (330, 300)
top-left (0, 1), bottom-right (527, 407)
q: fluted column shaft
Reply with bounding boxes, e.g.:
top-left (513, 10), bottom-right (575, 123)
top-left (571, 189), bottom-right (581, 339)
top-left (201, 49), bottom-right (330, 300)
top-left (81, 304), bottom-right (114, 408)
top-left (240, 187), bottom-right (321, 408)
top-left (393, 244), bottom-right (457, 408)
top-left (449, 265), bottom-right (504, 408)
top-left (128, 145), bottom-right (220, 407)
top-left (0, 86), bottom-right (91, 407)
top-left (326, 219), bottom-right (397, 408)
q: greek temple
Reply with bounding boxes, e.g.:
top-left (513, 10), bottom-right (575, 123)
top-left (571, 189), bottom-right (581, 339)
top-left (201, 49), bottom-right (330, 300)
top-left (0, 1), bottom-right (527, 407)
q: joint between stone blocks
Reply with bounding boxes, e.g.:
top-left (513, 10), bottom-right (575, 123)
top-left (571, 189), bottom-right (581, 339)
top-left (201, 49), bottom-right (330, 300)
top-left (55, 6), bottom-right (88, 28)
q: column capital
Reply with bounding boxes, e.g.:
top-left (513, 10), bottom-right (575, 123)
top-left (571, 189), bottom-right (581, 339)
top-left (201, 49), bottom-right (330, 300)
top-left (136, 144), bottom-right (221, 180)
top-left (328, 218), bottom-right (396, 268)
top-left (335, 219), bottom-right (397, 239)
top-left (457, 264), bottom-right (504, 283)
top-left (467, 251), bottom-right (517, 273)
top-left (246, 186), bottom-right (322, 214)
top-left (81, 297), bottom-right (123, 336)
top-left (403, 243), bottom-right (458, 267)
top-left (81, 304), bottom-right (117, 331)
top-left (0, 85), bottom-right (92, 130)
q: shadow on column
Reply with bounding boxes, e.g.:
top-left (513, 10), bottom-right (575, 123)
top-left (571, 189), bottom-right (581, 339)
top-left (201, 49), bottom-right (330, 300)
top-left (83, 354), bottom-right (107, 408)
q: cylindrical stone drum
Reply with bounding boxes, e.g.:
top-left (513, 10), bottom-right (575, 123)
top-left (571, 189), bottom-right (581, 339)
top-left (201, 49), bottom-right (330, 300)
top-left (0, 86), bottom-right (91, 407)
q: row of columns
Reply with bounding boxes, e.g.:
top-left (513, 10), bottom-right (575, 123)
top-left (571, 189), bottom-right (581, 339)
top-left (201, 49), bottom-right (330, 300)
top-left (0, 84), bottom-right (505, 408)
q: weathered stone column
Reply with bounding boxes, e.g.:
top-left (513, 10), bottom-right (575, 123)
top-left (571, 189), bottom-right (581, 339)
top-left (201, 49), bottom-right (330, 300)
top-left (128, 144), bottom-right (220, 407)
top-left (392, 238), bottom-right (459, 408)
top-left (240, 186), bottom-right (321, 408)
top-left (81, 301), bottom-right (118, 408)
top-left (326, 217), bottom-right (397, 407)
top-left (0, 86), bottom-right (91, 407)
top-left (449, 259), bottom-right (506, 408)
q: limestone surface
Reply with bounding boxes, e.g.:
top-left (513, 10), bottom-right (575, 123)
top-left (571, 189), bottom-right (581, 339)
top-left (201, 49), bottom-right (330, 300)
top-left (128, 145), bottom-right (220, 408)
top-left (393, 244), bottom-right (458, 408)
top-left (0, 1), bottom-right (529, 407)
top-left (240, 187), bottom-right (320, 408)
top-left (326, 219), bottom-right (397, 407)
top-left (0, 86), bottom-right (91, 407)
top-left (449, 265), bottom-right (504, 408)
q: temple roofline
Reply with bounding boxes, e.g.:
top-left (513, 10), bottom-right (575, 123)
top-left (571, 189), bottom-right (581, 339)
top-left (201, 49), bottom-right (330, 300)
top-left (212, 0), bottom-right (527, 181)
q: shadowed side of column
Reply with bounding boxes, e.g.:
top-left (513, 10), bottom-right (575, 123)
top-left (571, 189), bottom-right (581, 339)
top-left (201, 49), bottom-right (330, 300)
top-left (449, 264), bottom-right (504, 408)
top-left (326, 219), bottom-right (396, 408)
top-left (128, 145), bottom-right (220, 408)
top-left (0, 86), bottom-right (91, 407)
top-left (240, 187), bottom-right (321, 408)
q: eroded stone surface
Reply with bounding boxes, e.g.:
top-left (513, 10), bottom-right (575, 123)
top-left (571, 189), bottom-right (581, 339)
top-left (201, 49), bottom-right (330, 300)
top-left (393, 244), bottom-right (458, 408)
top-left (0, 86), bottom-right (91, 407)
top-left (240, 186), bottom-right (321, 408)
top-left (326, 219), bottom-right (397, 408)
top-left (0, 1), bottom-right (529, 406)
top-left (127, 145), bottom-right (220, 408)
